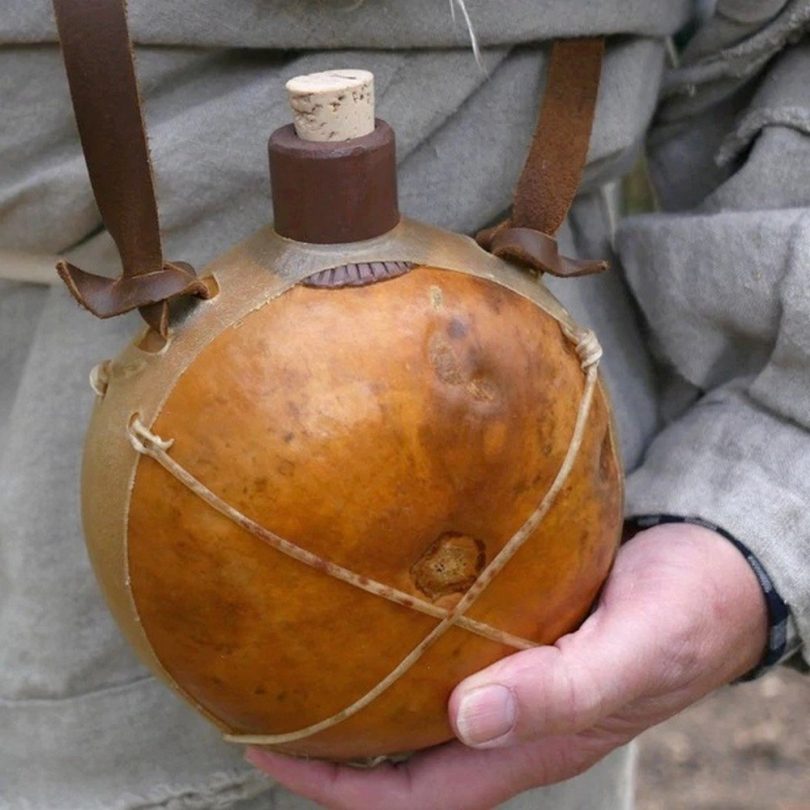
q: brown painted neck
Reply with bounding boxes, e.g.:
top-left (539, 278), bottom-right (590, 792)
top-left (268, 119), bottom-right (399, 244)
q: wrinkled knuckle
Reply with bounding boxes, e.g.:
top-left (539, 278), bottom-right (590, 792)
top-left (513, 675), bottom-right (554, 739)
top-left (513, 655), bottom-right (588, 738)
top-left (497, 646), bottom-right (615, 742)
top-left (568, 662), bottom-right (607, 730)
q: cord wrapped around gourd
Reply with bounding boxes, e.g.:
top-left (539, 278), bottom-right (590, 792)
top-left (54, 0), bottom-right (622, 763)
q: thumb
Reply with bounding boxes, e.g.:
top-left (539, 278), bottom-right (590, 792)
top-left (448, 616), bottom-right (655, 749)
top-left (448, 543), bottom-right (696, 748)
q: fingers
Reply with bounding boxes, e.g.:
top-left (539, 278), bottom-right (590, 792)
top-left (245, 731), bottom-right (616, 810)
top-left (246, 744), bottom-right (486, 810)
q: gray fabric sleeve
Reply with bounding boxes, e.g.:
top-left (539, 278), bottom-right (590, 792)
top-left (616, 2), bottom-right (810, 667)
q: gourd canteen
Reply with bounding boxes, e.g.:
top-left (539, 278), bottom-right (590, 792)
top-left (53, 0), bottom-right (622, 762)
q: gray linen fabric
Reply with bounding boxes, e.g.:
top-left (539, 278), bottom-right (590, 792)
top-left (0, 0), bottom-right (808, 808)
top-left (618, 0), bottom-right (810, 664)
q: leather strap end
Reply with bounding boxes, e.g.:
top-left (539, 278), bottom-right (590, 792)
top-left (56, 259), bottom-right (211, 323)
top-left (57, 259), bottom-right (98, 314)
top-left (476, 224), bottom-right (608, 279)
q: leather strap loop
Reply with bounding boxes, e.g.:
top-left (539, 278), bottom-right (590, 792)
top-left (53, 0), bottom-right (209, 335)
top-left (478, 37), bottom-right (607, 278)
top-left (477, 224), bottom-right (607, 278)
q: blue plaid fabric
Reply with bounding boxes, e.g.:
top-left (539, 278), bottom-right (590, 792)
top-left (628, 513), bottom-right (797, 680)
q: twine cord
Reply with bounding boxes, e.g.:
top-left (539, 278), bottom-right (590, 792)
top-left (127, 325), bottom-right (601, 745)
top-left (128, 422), bottom-right (535, 653)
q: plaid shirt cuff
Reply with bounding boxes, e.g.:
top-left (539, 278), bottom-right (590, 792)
top-left (627, 513), bottom-right (801, 680)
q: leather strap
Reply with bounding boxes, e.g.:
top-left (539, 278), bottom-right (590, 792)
top-left (477, 38), bottom-right (608, 278)
top-left (53, 0), bottom-right (209, 335)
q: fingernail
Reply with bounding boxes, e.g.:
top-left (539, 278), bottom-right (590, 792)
top-left (455, 684), bottom-right (516, 746)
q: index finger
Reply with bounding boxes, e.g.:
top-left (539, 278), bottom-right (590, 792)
top-left (245, 731), bottom-right (602, 810)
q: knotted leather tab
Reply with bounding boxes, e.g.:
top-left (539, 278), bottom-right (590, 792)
top-left (478, 38), bottom-right (607, 278)
top-left (53, 0), bottom-right (209, 335)
top-left (476, 224), bottom-right (607, 278)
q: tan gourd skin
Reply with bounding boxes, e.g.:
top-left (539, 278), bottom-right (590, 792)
top-left (125, 266), bottom-right (621, 761)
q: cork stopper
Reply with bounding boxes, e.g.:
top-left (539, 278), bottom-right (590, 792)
top-left (285, 69), bottom-right (375, 142)
top-left (269, 67), bottom-right (398, 244)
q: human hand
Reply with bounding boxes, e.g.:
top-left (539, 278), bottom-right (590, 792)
top-left (246, 523), bottom-right (768, 809)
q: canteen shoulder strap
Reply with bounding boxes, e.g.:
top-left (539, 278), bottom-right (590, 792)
top-left (477, 38), bottom-right (608, 278)
top-left (53, 0), bottom-right (209, 336)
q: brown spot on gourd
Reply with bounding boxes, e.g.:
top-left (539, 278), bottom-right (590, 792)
top-left (428, 335), bottom-right (463, 385)
top-left (447, 318), bottom-right (468, 339)
top-left (411, 533), bottom-right (486, 600)
top-left (277, 459), bottom-right (295, 477)
top-left (599, 428), bottom-right (614, 481)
